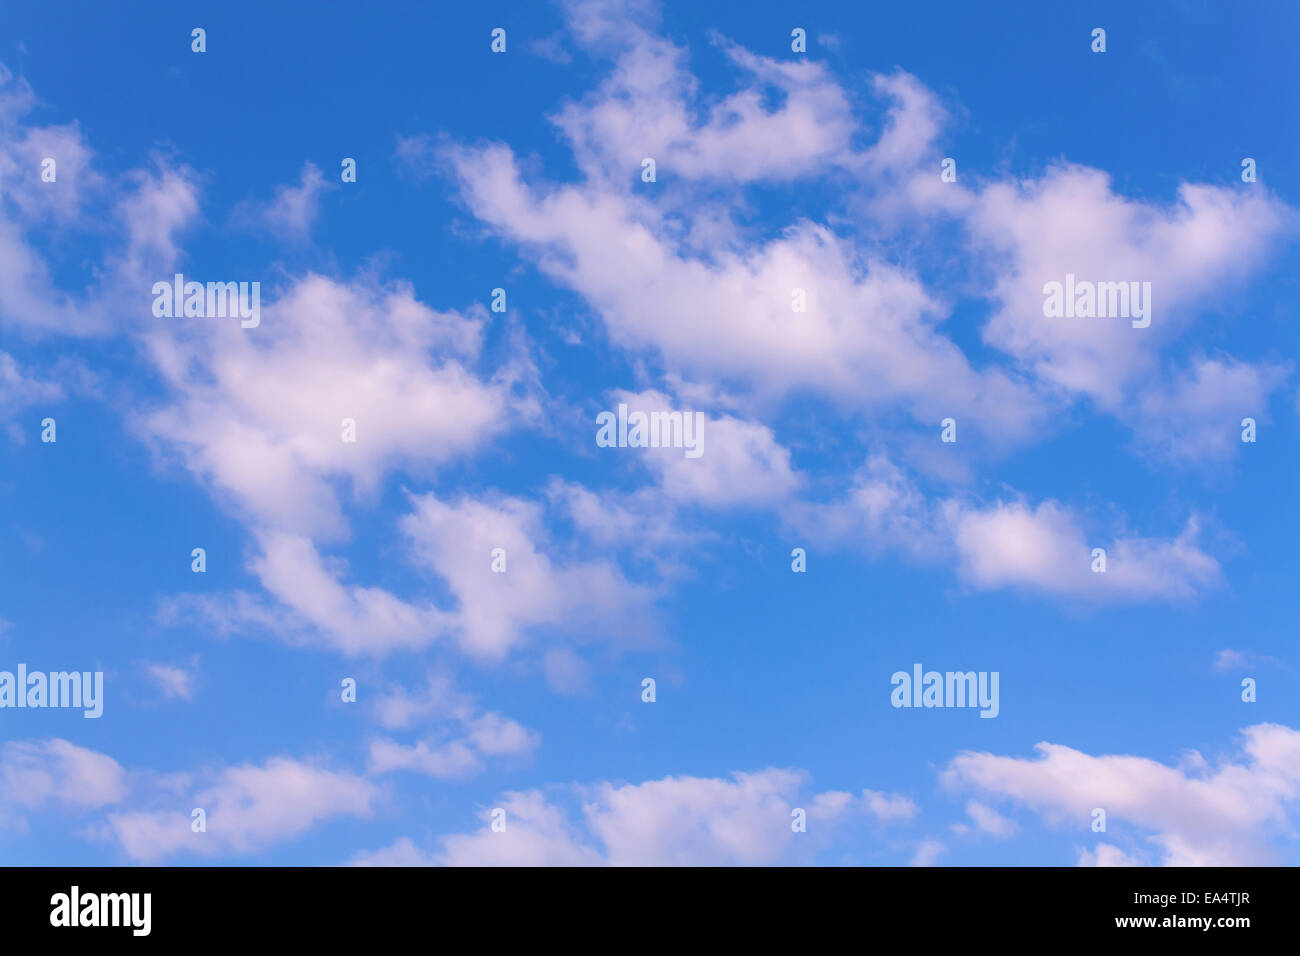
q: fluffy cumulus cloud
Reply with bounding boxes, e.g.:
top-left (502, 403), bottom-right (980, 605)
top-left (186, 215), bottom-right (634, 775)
top-left (3, 0), bottom-right (1296, 870)
top-left (0, 351), bottom-right (64, 440)
top-left (246, 530), bottom-right (446, 655)
top-left (966, 168), bottom-right (1293, 409)
top-left (956, 800), bottom-right (1018, 839)
top-left (1131, 356), bottom-right (1289, 464)
top-left (106, 756), bottom-right (377, 863)
top-left (429, 0), bottom-right (1288, 610)
top-left (234, 162), bottom-right (332, 240)
top-left (442, 2), bottom-right (1050, 444)
top-left (142, 660), bottom-right (197, 701)
top-left (445, 140), bottom-right (1045, 441)
top-left (355, 768), bottom-right (917, 866)
top-left (909, 838), bottom-right (948, 867)
top-left (159, 481), bottom-right (657, 659)
top-left (0, 739), bottom-right (128, 823)
top-left (0, 65), bottom-right (111, 336)
top-left (137, 270), bottom-right (596, 658)
top-left (349, 836), bottom-right (440, 867)
top-left (400, 491), bottom-right (655, 659)
top-left (140, 273), bottom-right (511, 539)
top-left (1077, 843), bottom-right (1141, 867)
top-left (445, 0), bottom-right (1293, 456)
top-left (553, 2), bottom-right (860, 183)
top-left (794, 454), bottom-right (1220, 603)
top-left (947, 500), bottom-right (1220, 601)
top-left (0, 739), bottom-right (377, 863)
top-left (367, 673), bottom-right (540, 779)
top-left (1212, 649), bottom-right (1280, 672)
top-left (944, 723), bottom-right (1300, 865)
top-left (610, 388), bottom-right (801, 507)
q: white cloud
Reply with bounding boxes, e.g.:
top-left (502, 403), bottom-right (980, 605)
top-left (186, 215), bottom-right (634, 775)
top-left (944, 722), bottom-right (1300, 865)
top-left (401, 491), bottom-right (655, 660)
top-left (807, 788), bottom-right (919, 825)
top-left (852, 789), bottom-right (920, 823)
top-left (254, 162), bottom-right (330, 239)
top-left (1131, 357), bottom-right (1289, 464)
top-left (249, 531), bottom-right (445, 655)
top-left (143, 661), bottom-right (196, 701)
top-left (422, 768), bottom-right (916, 865)
top-left (439, 4), bottom-right (1050, 445)
top-left (1077, 843), bottom-right (1141, 867)
top-left (1214, 649), bottom-right (1250, 671)
top-left (367, 739), bottom-right (482, 780)
top-left (791, 453), bottom-right (949, 560)
top-left (909, 838), bottom-right (947, 866)
top-left (544, 478), bottom-right (703, 567)
top-left (162, 482), bottom-right (658, 661)
top-left (0, 740), bottom-right (128, 823)
top-left (796, 455), bottom-right (1221, 603)
top-left (962, 799), bottom-right (1017, 838)
top-left (548, 0), bottom-right (864, 185)
top-left (0, 351), bottom-right (63, 427)
top-left (107, 756), bottom-right (377, 862)
top-left (141, 273), bottom-right (510, 540)
top-left (1213, 649), bottom-right (1280, 672)
top-left (0, 65), bottom-right (126, 336)
top-left (859, 72), bottom-right (949, 178)
top-left (437, 790), bottom-right (605, 866)
top-left (967, 166), bottom-right (1293, 409)
top-left (348, 836), bottom-right (439, 867)
top-left (367, 674), bottom-right (540, 779)
top-left (583, 769), bottom-right (809, 865)
top-left (446, 140), bottom-right (1044, 440)
top-left (393, 133), bottom-right (439, 181)
top-left (948, 499), bottom-right (1219, 601)
top-left (442, 2), bottom-right (1293, 460)
top-left (115, 162), bottom-right (201, 284)
top-left (611, 388), bottom-right (801, 507)
top-left (371, 673), bottom-right (470, 731)
top-left (138, 267), bottom-right (585, 655)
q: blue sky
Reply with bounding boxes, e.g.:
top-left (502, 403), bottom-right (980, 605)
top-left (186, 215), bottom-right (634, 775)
top-left (0, 0), bottom-right (1298, 866)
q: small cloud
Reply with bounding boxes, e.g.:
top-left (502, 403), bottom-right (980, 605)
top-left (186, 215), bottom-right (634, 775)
top-left (232, 162), bottom-right (330, 241)
top-left (910, 838), bottom-right (946, 866)
top-left (394, 134), bottom-right (439, 182)
top-left (963, 800), bottom-right (1017, 838)
top-left (367, 674), bottom-right (540, 780)
top-left (1214, 649), bottom-right (1281, 672)
top-left (529, 33), bottom-right (573, 65)
top-left (143, 660), bottom-right (196, 701)
top-left (348, 836), bottom-right (438, 867)
top-left (1078, 843), bottom-right (1142, 867)
top-left (862, 789), bottom-right (919, 822)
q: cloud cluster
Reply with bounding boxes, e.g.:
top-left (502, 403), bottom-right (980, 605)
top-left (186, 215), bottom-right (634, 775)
top-left (944, 722), bottom-right (1300, 865)
top-left (794, 453), bottom-right (1220, 602)
top-left (356, 768), bottom-right (917, 866)
top-left (368, 673), bottom-right (540, 779)
top-left (0, 739), bottom-right (376, 863)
